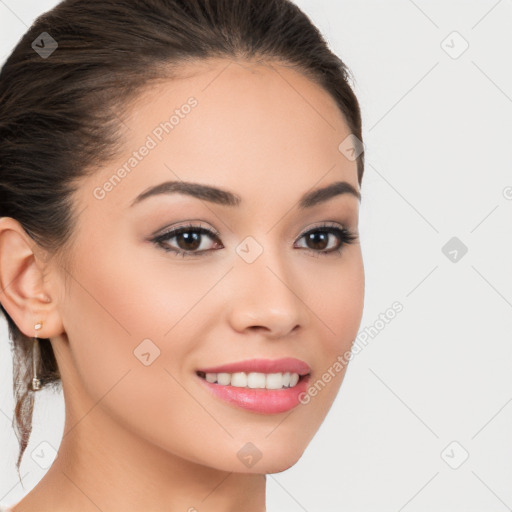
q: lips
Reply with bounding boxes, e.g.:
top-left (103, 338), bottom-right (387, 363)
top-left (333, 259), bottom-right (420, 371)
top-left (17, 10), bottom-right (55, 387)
top-left (195, 357), bottom-right (312, 414)
top-left (196, 357), bottom-right (311, 376)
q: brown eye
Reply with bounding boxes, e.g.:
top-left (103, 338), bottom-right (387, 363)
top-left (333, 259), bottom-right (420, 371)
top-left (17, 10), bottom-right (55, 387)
top-left (153, 225), bottom-right (222, 257)
top-left (173, 230), bottom-right (204, 251)
top-left (295, 225), bottom-right (358, 256)
top-left (302, 231), bottom-right (332, 251)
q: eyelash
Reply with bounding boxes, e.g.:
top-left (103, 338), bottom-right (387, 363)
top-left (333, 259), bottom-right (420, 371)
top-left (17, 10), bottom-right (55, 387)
top-left (151, 221), bottom-right (359, 258)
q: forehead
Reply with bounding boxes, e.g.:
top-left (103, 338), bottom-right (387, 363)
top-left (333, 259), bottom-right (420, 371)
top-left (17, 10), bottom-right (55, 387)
top-left (80, 57), bottom-right (359, 215)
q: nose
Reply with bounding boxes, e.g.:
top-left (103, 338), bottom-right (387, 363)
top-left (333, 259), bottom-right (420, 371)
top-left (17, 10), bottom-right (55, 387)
top-left (226, 247), bottom-right (307, 339)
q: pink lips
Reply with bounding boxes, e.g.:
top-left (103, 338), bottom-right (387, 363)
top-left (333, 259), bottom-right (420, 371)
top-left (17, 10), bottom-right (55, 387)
top-left (197, 357), bottom-right (311, 376)
top-left (196, 358), bottom-right (311, 414)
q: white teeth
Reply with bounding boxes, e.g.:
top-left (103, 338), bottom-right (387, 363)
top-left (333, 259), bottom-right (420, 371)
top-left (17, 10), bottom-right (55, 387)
top-left (230, 372), bottom-right (247, 387)
top-left (217, 372), bottom-right (231, 385)
top-left (247, 372), bottom-right (266, 388)
top-left (266, 373), bottom-right (284, 389)
top-left (202, 371), bottom-right (302, 389)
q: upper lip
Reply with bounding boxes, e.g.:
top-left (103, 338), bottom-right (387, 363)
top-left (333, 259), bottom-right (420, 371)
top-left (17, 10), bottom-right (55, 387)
top-left (197, 357), bottom-right (311, 376)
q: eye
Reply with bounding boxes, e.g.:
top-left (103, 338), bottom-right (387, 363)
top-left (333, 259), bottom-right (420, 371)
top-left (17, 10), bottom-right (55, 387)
top-left (151, 221), bottom-right (358, 258)
top-left (295, 222), bottom-right (359, 257)
top-left (152, 222), bottom-right (222, 257)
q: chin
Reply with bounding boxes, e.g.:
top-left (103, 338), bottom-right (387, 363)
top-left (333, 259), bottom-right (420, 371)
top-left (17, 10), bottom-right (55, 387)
top-left (235, 442), bottom-right (307, 475)
top-left (264, 457), bottom-right (302, 474)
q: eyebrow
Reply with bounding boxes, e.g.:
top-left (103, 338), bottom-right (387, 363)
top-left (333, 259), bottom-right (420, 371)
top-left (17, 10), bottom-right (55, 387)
top-left (129, 179), bottom-right (361, 209)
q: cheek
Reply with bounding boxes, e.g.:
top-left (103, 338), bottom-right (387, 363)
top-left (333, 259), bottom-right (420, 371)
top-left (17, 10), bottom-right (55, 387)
top-left (331, 270), bottom-right (365, 351)
top-left (281, 252), bottom-right (364, 422)
top-left (57, 245), bottom-right (179, 398)
top-left (302, 251), bottom-right (365, 355)
top-left (59, 259), bottom-right (218, 461)
top-left (65, 233), bottom-right (216, 344)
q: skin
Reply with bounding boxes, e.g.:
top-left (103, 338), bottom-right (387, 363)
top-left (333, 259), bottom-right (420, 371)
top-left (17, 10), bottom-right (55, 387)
top-left (0, 57), bottom-right (364, 511)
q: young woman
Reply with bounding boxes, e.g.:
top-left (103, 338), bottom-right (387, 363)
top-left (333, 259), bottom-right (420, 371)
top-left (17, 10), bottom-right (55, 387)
top-left (0, 0), bottom-right (365, 510)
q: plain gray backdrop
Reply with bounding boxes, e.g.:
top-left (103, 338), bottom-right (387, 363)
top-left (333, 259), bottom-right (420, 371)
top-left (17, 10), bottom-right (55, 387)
top-left (1, 1), bottom-right (511, 510)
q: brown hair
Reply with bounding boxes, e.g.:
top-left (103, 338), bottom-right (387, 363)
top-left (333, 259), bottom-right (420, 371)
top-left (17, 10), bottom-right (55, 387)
top-left (0, 0), bottom-right (364, 479)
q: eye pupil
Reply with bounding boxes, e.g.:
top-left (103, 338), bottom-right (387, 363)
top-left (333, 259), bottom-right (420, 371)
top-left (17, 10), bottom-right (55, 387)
top-left (177, 232), bottom-right (201, 251)
top-left (306, 232), bottom-right (329, 251)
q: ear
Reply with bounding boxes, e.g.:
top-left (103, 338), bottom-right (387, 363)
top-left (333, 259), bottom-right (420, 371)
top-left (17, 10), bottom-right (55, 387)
top-left (0, 217), bottom-right (64, 339)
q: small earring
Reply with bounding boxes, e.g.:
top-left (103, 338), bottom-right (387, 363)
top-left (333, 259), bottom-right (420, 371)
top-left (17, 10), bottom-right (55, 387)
top-left (31, 321), bottom-right (43, 391)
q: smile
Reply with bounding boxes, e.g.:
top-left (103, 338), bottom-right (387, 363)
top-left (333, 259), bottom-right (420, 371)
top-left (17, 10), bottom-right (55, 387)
top-left (197, 370), bottom-right (302, 389)
top-left (195, 358), bottom-right (311, 414)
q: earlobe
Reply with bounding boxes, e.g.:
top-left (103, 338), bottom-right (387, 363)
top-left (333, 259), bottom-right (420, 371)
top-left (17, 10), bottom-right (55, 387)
top-left (0, 217), bottom-right (62, 339)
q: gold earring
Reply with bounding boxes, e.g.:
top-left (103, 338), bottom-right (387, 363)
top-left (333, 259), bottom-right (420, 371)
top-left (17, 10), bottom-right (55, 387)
top-left (31, 321), bottom-right (43, 391)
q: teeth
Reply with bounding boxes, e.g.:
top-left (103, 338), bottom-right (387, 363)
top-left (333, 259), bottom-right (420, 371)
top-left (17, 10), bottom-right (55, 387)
top-left (266, 373), bottom-right (284, 389)
top-left (205, 373), bottom-right (217, 383)
top-left (202, 371), bottom-right (302, 389)
top-left (247, 372), bottom-right (266, 388)
top-left (217, 373), bottom-right (231, 385)
top-left (231, 372), bottom-right (247, 387)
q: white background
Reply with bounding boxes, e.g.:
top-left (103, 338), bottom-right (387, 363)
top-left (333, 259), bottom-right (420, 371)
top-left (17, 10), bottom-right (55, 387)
top-left (1, 1), bottom-right (511, 510)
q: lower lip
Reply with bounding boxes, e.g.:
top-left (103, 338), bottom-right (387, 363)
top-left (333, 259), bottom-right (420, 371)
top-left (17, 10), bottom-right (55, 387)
top-left (197, 374), bottom-right (310, 414)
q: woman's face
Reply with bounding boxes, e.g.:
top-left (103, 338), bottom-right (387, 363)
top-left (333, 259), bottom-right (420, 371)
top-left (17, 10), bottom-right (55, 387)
top-left (50, 58), bottom-right (364, 473)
